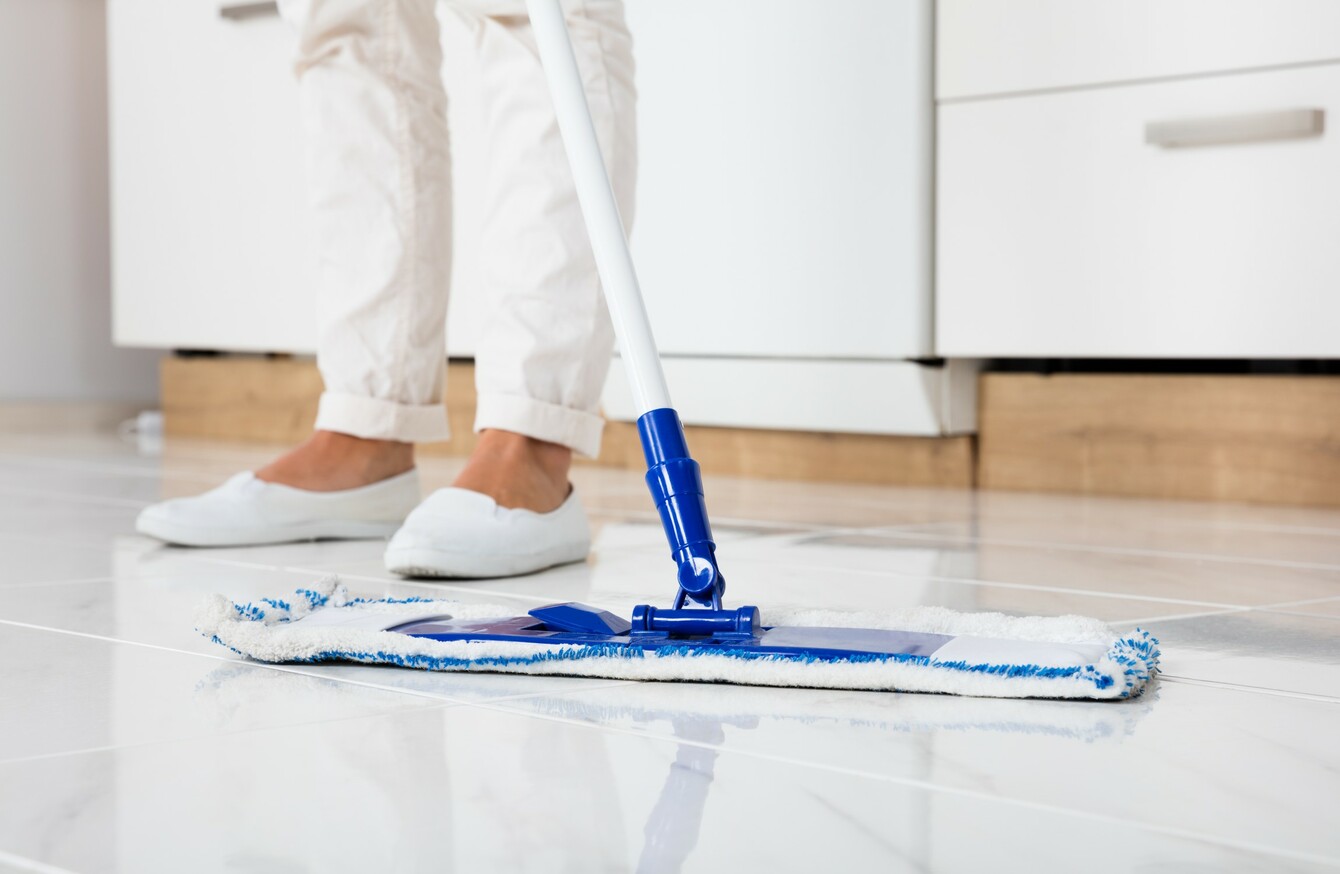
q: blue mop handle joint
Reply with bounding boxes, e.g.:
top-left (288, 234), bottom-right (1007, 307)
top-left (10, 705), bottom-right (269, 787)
top-left (638, 408), bottom-right (725, 609)
top-left (630, 604), bottom-right (759, 637)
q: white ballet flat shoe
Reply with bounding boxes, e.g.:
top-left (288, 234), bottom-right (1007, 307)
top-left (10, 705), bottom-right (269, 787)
top-left (135, 470), bottom-right (421, 547)
top-left (383, 487), bottom-right (591, 579)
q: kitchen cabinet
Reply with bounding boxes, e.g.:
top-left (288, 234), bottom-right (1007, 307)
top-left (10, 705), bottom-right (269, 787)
top-left (936, 0), bottom-right (1340, 358)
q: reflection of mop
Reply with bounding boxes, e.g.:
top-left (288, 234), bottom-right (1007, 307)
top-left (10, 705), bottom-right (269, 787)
top-left (599, 685), bottom-right (1155, 872)
top-left (196, 0), bottom-right (1158, 700)
top-left (636, 718), bottom-right (731, 874)
top-left (612, 684), bottom-right (1156, 873)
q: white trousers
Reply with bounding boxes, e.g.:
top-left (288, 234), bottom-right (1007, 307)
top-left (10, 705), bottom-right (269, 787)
top-left (279, 0), bottom-right (636, 457)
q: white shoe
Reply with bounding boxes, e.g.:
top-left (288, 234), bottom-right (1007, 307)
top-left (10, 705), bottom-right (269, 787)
top-left (384, 487), bottom-right (590, 578)
top-left (136, 470), bottom-right (421, 547)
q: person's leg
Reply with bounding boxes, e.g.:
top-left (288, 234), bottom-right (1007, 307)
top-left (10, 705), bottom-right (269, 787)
top-left (380, 0), bottom-right (635, 576)
top-left (451, 0), bottom-right (637, 511)
top-left (136, 0), bottom-right (451, 546)
top-left (259, 0), bottom-right (453, 492)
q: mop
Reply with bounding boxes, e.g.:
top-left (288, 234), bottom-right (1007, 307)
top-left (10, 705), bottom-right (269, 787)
top-left (196, 0), bottom-right (1159, 700)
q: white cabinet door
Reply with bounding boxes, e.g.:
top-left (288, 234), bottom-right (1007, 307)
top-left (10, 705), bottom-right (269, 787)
top-left (109, 0), bottom-right (316, 353)
top-left (937, 64), bottom-right (1340, 358)
top-left (110, 0), bottom-right (488, 355)
top-left (624, 0), bottom-right (933, 359)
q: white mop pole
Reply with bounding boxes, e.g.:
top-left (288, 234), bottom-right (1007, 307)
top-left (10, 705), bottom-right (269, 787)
top-left (526, 0), bottom-right (672, 415)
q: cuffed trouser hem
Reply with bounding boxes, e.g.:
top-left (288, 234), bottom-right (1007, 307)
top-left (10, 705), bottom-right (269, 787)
top-left (474, 392), bottom-right (605, 459)
top-left (314, 392), bottom-right (450, 443)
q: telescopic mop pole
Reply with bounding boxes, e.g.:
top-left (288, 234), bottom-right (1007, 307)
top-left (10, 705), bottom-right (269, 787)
top-left (527, 0), bottom-right (729, 617)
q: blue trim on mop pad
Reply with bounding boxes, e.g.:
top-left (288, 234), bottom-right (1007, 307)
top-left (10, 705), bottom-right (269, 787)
top-left (195, 579), bottom-right (1160, 700)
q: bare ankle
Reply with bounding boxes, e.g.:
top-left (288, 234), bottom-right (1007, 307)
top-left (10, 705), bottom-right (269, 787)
top-left (453, 430), bottom-right (572, 511)
top-left (255, 430), bottom-right (415, 492)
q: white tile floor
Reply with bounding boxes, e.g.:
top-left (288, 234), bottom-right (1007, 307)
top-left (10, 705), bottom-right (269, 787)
top-left (1, 427), bottom-right (1337, 873)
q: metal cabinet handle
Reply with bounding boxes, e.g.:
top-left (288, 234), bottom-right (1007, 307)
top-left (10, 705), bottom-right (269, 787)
top-left (1146, 108), bottom-right (1324, 148)
top-left (219, 1), bottom-right (279, 20)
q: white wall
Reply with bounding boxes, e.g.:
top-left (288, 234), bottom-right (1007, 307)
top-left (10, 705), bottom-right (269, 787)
top-left (0, 0), bottom-right (158, 403)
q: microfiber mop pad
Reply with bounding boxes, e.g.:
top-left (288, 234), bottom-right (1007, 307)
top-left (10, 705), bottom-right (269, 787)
top-left (196, 579), bottom-right (1160, 700)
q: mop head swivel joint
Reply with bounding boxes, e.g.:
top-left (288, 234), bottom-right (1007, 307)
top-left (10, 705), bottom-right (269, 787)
top-left (638, 407), bottom-right (725, 611)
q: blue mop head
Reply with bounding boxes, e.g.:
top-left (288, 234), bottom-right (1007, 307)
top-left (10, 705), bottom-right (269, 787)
top-left (196, 579), bottom-right (1160, 700)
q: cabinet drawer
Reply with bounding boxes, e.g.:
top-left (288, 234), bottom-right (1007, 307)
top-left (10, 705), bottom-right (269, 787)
top-left (936, 64), bottom-right (1340, 358)
top-left (938, 0), bottom-right (1340, 100)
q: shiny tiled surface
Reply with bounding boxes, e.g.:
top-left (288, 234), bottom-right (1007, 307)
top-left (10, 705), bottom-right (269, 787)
top-left (1, 429), bottom-right (1338, 872)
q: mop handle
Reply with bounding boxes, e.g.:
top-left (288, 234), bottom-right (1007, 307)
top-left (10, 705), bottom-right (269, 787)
top-left (526, 0), bottom-right (668, 413)
top-left (528, 0), bottom-right (725, 608)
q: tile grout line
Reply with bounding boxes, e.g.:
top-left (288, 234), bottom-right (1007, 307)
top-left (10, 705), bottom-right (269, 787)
top-left (1259, 608), bottom-right (1340, 621)
top-left (0, 699), bottom-right (453, 769)
top-left (1116, 595), bottom-right (1340, 627)
top-left (777, 560), bottom-right (1251, 609)
top-left (0, 484), bottom-right (152, 509)
top-left (0, 576), bottom-right (124, 591)
top-left (278, 564), bottom-right (524, 597)
top-left (0, 454), bottom-right (231, 482)
top-left (32, 548), bottom-right (572, 608)
top-left (310, 571), bottom-right (563, 604)
top-left (1254, 594), bottom-right (1340, 611)
top-left (167, 553), bottom-right (570, 605)
top-left (519, 501), bottom-right (1340, 541)
top-left (862, 528), bottom-right (1340, 573)
top-left (0, 849), bottom-right (80, 874)
top-left (605, 507), bottom-right (927, 536)
top-left (0, 615), bottom-right (642, 718)
top-left (1157, 674), bottom-right (1340, 704)
top-left (0, 616), bottom-right (577, 708)
top-left (875, 515), bottom-right (1340, 539)
top-left (1164, 519), bottom-right (1340, 538)
top-left (0, 453), bottom-right (164, 475)
top-left (0, 675), bottom-right (640, 770)
top-left (0, 616), bottom-right (465, 703)
top-left (1109, 606), bottom-right (1250, 626)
